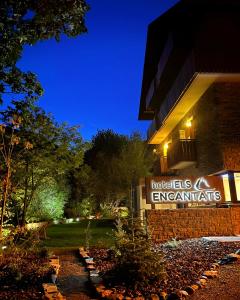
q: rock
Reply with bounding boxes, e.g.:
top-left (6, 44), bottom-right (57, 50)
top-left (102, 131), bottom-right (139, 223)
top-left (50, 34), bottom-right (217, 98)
top-left (218, 258), bottom-right (231, 265)
top-left (151, 294), bottom-right (159, 300)
top-left (90, 270), bottom-right (99, 276)
top-left (227, 253), bottom-right (240, 261)
top-left (195, 281), bottom-right (202, 289)
top-left (51, 274), bottom-right (57, 284)
top-left (116, 293), bottom-right (124, 300)
top-left (159, 291), bottom-right (168, 300)
top-left (184, 286), bottom-right (194, 295)
top-left (176, 290), bottom-right (189, 299)
top-left (167, 292), bottom-right (180, 300)
top-left (212, 263), bottom-right (220, 268)
top-left (199, 278), bottom-right (207, 285)
top-left (101, 289), bottom-right (113, 298)
top-left (42, 283), bottom-right (58, 293)
top-left (191, 284), bottom-right (199, 291)
top-left (96, 284), bottom-right (106, 293)
top-left (203, 270), bottom-right (218, 278)
top-left (85, 258), bottom-right (94, 264)
top-left (108, 293), bottom-right (118, 300)
top-left (86, 265), bottom-right (96, 271)
top-left (49, 257), bottom-right (60, 265)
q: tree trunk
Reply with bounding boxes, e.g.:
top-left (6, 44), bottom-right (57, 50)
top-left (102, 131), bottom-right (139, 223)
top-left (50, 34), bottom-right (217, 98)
top-left (0, 164), bottom-right (11, 238)
top-left (20, 162), bottom-right (29, 227)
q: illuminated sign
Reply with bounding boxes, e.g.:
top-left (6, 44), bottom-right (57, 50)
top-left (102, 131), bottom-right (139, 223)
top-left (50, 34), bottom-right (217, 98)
top-left (146, 176), bottom-right (225, 204)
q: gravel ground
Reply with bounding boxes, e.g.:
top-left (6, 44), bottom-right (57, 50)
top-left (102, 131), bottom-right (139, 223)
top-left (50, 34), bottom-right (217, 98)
top-left (154, 239), bottom-right (240, 293)
top-left (191, 261), bottom-right (240, 300)
top-left (89, 238), bottom-right (240, 297)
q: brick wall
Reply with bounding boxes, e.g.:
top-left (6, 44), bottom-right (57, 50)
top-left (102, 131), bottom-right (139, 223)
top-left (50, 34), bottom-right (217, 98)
top-left (146, 208), bottom-right (240, 242)
top-left (158, 82), bottom-right (240, 176)
top-left (216, 82), bottom-right (240, 170)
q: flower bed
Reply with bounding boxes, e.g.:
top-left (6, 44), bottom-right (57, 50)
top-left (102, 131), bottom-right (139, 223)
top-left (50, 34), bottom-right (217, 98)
top-left (0, 248), bottom-right (53, 300)
top-left (88, 238), bottom-right (240, 299)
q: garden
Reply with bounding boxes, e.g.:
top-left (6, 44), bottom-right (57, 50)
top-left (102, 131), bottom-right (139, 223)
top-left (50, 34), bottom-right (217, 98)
top-left (0, 1), bottom-right (240, 299)
top-left (1, 217), bottom-right (240, 299)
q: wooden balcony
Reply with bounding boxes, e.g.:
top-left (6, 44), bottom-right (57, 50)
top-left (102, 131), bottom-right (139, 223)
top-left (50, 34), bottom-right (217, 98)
top-left (167, 139), bottom-right (197, 169)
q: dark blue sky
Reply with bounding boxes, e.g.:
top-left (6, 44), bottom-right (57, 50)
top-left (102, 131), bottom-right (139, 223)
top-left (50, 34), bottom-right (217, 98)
top-left (18, 0), bottom-right (179, 141)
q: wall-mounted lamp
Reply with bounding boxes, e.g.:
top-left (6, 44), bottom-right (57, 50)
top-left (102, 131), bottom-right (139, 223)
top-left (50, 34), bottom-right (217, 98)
top-left (163, 143), bottom-right (169, 150)
top-left (185, 116), bottom-right (193, 128)
top-left (163, 143), bottom-right (169, 157)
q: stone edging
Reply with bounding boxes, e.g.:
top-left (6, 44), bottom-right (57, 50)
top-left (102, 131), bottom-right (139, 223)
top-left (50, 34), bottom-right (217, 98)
top-left (79, 247), bottom-right (240, 300)
top-left (42, 255), bottom-right (66, 300)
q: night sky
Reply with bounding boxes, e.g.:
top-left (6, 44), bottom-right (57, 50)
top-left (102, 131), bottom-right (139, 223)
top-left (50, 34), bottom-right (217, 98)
top-left (18, 0), bottom-right (179, 141)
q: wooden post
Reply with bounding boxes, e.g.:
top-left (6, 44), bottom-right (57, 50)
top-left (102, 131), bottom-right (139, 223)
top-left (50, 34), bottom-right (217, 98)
top-left (228, 171), bottom-right (238, 203)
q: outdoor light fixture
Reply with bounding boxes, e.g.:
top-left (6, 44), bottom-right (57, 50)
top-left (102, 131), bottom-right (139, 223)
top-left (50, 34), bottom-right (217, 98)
top-left (164, 143), bottom-right (169, 150)
top-left (163, 143), bottom-right (169, 157)
top-left (185, 116), bottom-right (193, 128)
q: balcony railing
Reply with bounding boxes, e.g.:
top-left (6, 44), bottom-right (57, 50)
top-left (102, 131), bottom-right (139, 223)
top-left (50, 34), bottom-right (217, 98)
top-left (167, 139), bottom-right (197, 169)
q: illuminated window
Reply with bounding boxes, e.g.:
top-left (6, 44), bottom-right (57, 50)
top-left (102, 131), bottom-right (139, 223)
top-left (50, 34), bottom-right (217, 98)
top-left (222, 174), bottom-right (231, 202)
top-left (234, 173), bottom-right (240, 201)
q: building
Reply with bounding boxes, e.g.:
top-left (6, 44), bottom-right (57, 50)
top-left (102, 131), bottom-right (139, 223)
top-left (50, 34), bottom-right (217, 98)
top-left (138, 0), bottom-right (240, 213)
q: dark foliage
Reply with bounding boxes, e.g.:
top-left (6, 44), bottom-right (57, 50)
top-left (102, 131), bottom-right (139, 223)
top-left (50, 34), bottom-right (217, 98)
top-left (104, 218), bottom-right (165, 290)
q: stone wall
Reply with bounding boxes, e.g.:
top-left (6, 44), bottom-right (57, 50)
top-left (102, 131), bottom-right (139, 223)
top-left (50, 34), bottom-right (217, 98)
top-left (158, 82), bottom-right (240, 176)
top-left (146, 208), bottom-right (240, 242)
top-left (216, 82), bottom-right (240, 171)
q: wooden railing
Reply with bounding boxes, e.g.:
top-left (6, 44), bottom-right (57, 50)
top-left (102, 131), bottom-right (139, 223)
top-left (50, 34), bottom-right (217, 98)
top-left (167, 139), bottom-right (197, 169)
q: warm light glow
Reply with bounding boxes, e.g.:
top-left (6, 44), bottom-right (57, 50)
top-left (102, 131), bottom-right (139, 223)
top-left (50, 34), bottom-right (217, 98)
top-left (222, 174), bottom-right (231, 202)
top-left (164, 143), bottom-right (169, 150)
top-left (163, 143), bottom-right (168, 157)
top-left (234, 173), bottom-right (240, 201)
top-left (185, 117), bottom-right (193, 128)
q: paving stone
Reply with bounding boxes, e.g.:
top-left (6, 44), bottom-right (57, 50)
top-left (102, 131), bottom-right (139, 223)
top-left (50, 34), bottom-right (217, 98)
top-left (57, 253), bottom-right (94, 300)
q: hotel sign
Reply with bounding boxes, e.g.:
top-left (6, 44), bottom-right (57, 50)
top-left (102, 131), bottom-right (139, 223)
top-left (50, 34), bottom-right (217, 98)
top-left (146, 176), bottom-right (225, 204)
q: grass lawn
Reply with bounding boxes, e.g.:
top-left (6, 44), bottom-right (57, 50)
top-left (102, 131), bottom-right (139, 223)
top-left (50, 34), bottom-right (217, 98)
top-left (41, 219), bottom-right (115, 250)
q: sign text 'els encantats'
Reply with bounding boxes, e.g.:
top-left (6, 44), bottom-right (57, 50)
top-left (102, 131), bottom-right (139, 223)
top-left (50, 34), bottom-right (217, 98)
top-left (149, 177), bottom-right (223, 203)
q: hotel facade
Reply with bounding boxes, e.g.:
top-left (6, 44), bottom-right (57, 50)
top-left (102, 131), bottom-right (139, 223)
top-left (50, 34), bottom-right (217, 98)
top-left (138, 0), bottom-right (240, 213)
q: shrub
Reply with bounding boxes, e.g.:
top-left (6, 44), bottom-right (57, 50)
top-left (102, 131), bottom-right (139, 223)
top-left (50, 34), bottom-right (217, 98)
top-left (0, 246), bottom-right (52, 288)
top-left (106, 218), bottom-right (165, 289)
top-left (27, 178), bottom-right (68, 222)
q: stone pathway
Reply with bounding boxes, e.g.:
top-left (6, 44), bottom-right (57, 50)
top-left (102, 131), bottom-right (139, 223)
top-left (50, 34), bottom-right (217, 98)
top-left (57, 252), bottom-right (95, 300)
top-left (203, 236), bottom-right (240, 242)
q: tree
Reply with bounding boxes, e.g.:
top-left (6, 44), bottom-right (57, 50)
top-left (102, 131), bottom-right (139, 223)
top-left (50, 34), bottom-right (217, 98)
top-left (0, 99), bottom-right (84, 227)
top-left (27, 177), bottom-right (69, 222)
top-left (0, 0), bottom-right (89, 103)
top-left (0, 114), bottom-right (33, 237)
top-left (106, 218), bottom-right (165, 290)
top-left (84, 129), bottom-right (127, 168)
top-left (83, 130), bottom-right (154, 212)
top-left (84, 130), bottom-right (128, 209)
